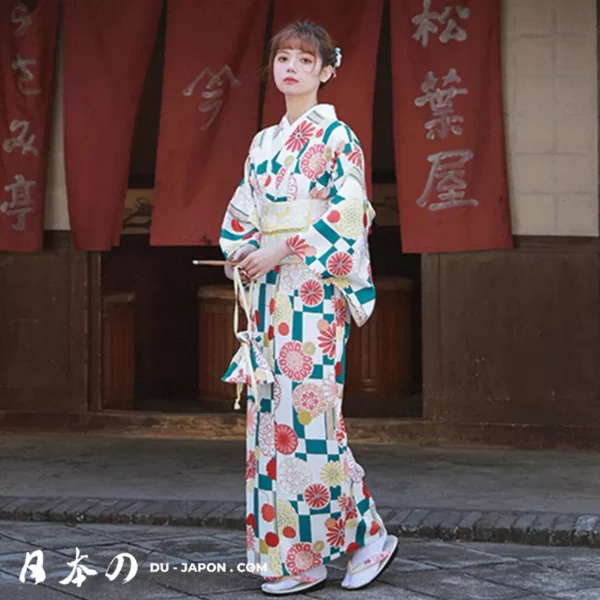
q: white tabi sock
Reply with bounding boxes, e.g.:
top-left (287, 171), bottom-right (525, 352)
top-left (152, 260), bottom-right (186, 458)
top-left (261, 564), bottom-right (326, 592)
top-left (342, 530), bottom-right (387, 588)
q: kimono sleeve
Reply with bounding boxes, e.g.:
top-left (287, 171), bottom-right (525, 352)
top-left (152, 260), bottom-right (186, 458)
top-left (219, 135), bottom-right (262, 261)
top-left (285, 124), bottom-right (377, 326)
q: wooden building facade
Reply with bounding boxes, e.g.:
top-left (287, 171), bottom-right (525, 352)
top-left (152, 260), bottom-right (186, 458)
top-left (1, 0), bottom-right (599, 448)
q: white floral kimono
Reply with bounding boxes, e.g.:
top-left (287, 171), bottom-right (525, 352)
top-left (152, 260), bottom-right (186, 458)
top-left (219, 103), bottom-right (386, 578)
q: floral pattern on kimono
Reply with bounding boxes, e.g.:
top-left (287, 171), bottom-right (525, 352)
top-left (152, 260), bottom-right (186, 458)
top-left (219, 104), bottom-right (386, 579)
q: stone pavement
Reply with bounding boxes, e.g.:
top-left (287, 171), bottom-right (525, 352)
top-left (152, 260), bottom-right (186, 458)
top-left (1, 435), bottom-right (600, 547)
top-left (2, 521), bottom-right (600, 599)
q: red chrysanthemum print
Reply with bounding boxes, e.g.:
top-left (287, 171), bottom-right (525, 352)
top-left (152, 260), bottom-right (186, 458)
top-left (332, 296), bottom-right (347, 326)
top-left (310, 185), bottom-right (329, 200)
top-left (327, 252), bottom-right (353, 277)
top-left (338, 493), bottom-right (358, 520)
top-left (346, 504), bottom-right (359, 520)
top-left (279, 341), bottom-right (313, 381)
top-left (275, 423), bottom-right (298, 454)
top-left (285, 542), bottom-right (322, 575)
top-left (335, 415), bottom-right (347, 446)
top-left (246, 524), bottom-right (255, 550)
top-left (299, 280), bottom-right (324, 307)
top-left (300, 143), bottom-right (327, 181)
top-left (246, 400), bottom-right (257, 436)
top-left (285, 121), bottom-right (315, 152)
top-left (347, 144), bottom-right (364, 170)
top-left (322, 373), bottom-right (339, 407)
top-left (286, 235), bottom-right (310, 258)
top-left (275, 167), bottom-right (287, 189)
top-left (325, 517), bottom-right (346, 548)
top-left (304, 483), bottom-right (330, 509)
top-left (288, 175), bottom-right (298, 201)
top-left (318, 323), bottom-right (337, 359)
top-left (292, 383), bottom-right (327, 417)
top-left (258, 413), bottom-right (275, 458)
top-left (273, 377), bottom-right (282, 409)
top-left (337, 493), bottom-right (352, 512)
top-left (245, 450), bottom-right (256, 481)
top-left (344, 449), bottom-right (366, 483)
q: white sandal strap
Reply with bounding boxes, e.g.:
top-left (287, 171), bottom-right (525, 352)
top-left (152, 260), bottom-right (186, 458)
top-left (265, 572), bottom-right (323, 584)
top-left (347, 550), bottom-right (390, 575)
top-left (295, 573), bottom-right (321, 583)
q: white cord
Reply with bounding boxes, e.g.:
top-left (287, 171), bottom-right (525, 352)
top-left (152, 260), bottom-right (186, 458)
top-left (232, 266), bottom-right (258, 410)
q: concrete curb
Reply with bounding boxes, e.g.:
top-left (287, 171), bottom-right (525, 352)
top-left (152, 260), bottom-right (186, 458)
top-left (0, 495), bottom-right (599, 548)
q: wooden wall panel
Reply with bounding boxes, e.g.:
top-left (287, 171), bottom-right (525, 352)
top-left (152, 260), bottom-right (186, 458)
top-left (102, 293), bottom-right (135, 409)
top-left (102, 238), bottom-right (230, 402)
top-left (0, 232), bottom-right (88, 412)
top-left (423, 245), bottom-right (600, 427)
top-left (197, 285), bottom-right (247, 408)
top-left (344, 276), bottom-right (416, 417)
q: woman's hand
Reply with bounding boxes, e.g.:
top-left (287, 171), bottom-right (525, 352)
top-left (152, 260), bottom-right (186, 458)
top-left (225, 243), bottom-right (257, 281)
top-left (238, 241), bottom-right (293, 281)
top-left (230, 243), bottom-right (257, 263)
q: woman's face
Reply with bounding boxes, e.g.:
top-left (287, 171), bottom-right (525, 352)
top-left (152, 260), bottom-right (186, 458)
top-left (273, 44), bottom-right (332, 97)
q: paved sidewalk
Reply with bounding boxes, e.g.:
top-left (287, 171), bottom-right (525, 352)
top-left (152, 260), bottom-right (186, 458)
top-left (3, 521), bottom-right (600, 599)
top-left (1, 435), bottom-right (600, 547)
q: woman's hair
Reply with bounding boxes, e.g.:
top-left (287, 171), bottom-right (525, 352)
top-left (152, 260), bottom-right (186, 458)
top-left (264, 21), bottom-right (337, 88)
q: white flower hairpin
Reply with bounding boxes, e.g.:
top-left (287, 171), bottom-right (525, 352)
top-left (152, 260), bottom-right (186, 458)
top-left (334, 47), bottom-right (342, 68)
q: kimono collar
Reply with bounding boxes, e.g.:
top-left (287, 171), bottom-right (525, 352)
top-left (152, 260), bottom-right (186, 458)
top-left (279, 103), bottom-right (337, 138)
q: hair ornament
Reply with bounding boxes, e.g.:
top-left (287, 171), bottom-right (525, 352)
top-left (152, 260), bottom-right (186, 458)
top-left (334, 47), bottom-right (342, 69)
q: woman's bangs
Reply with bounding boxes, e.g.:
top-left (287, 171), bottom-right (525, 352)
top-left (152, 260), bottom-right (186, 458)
top-left (274, 33), bottom-right (319, 58)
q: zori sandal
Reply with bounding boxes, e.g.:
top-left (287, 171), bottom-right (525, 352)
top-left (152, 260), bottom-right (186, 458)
top-left (261, 569), bottom-right (327, 596)
top-left (341, 534), bottom-right (399, 590)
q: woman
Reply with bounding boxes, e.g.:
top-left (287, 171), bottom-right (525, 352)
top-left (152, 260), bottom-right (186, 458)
top-left (219, 21), bottom-right (398, 596)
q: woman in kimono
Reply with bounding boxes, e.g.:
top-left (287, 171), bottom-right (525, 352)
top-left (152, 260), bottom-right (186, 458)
top-left (219, 21), bottom-right (398, 596)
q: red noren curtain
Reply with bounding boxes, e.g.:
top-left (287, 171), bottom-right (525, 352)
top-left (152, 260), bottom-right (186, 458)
top-left (0, 0), bottom-right (59, 251)
top-left (64, 0), bottom-right (162, 250)
top-left (390, 0), bottom-right (513, 252)
top-left (150, 0), bottom-right (269, 246)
